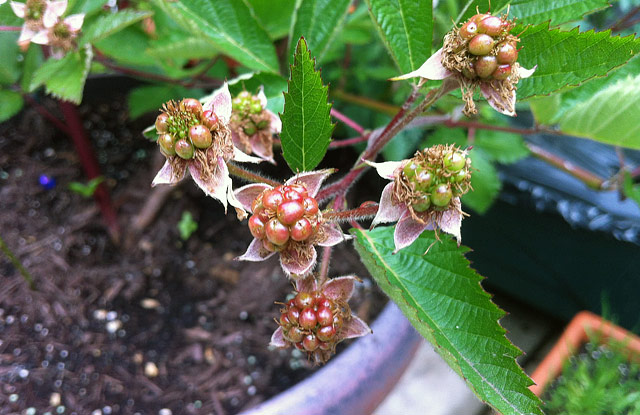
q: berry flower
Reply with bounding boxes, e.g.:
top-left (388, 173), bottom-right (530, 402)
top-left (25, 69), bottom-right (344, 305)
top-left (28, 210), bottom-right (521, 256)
top-left (393, 12), bottom-right (536, 117)
top-left (10, 0), bottom-right (69, 49)
top-left (270, 274), bottom-right (372, 364)
top-left (368, 144), bottom-right (472, 252)
top-left (234, 170), bottom-right (350, 277)
top-left (230, 88), bottom-right (282, 164)
top-left (151, 83), bottom-right (263, 219)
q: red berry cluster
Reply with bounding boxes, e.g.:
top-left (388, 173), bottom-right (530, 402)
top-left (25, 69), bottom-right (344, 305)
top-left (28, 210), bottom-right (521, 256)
top-left (249, 184), bottom-right (320, 252)
top-left (278, 290), bottom-right (344, 354)
top-left (155, 98), bottom-right (220, 159)
top-left (457, 13), bottom-right (518, 81)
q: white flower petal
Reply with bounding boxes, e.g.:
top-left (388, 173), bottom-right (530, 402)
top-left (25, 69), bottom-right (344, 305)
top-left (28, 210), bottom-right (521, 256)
top-left (437, 197), bottom-right (463, 245)
top-left (372, 182), bottom-right (405, 226)
top-left (257, 85), bottom-right (268, 108)
top-left (393, 211), bottom-right (430, 253)
top-left (203, 82), bottom-right (232, 124)
top-left (364, 160), bottom-right (403, 180)
top-left (236, 238), bottom-right (275, 262)
top-left (30, 29), bottom-right (51, 45)
top-left (285, 169), bottom-right (334, 197)
top-left (341, 315), bottom-right (372, 339)
top-left (10, 2), bottom-right (26, 18)
top-left (517, 65), bottom-right (537, 79)
top-left (317, 223), bottom-right (351, 247)
top-left (280, 246), bottom-right (317, 277)
top-left (480, 81), bottom-right (516, 117)
top-left (151, 159), bottom-right (184, 186)
top-left (269, 326), bottom-right (287, 348)
top-left (233, 147), bottom-right (263, 164)
top-left (64, 13), bottom-right (84, 32)
top-left (322, 275), bottom-right (358, 302)
top-left (390, 48), bottom-right (453, 81)
top-left (188, 156), bottom-right (231, 212)
top-left (234, 183), bottom-right (271, 212)
top-left (266, 109), bottom-right (282, 134)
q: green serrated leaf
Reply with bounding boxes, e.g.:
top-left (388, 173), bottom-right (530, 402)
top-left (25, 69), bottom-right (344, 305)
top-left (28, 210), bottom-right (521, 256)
top-left (462, 148), bottom-right (501, 214)
top-left (93, 25), bottom-right (152, 66)
top-left (559, 74), bottom-right (640, 149)
top-left (0, 33), bottom-right (20, 85)
top-left (352, 226), bottom-right (542, 415)
top-left (517, 24), bottom-right (640, 100)
top-left (160, 0), bottom-right (279, 73)
top-left (528, 94), bottom-right (562, 124)
top-left (366, 0), bottom-right (433, 74)
top-left (80, 9), bottom-right (153, 45)
top-left (0, 2), bottom-right (23, 26)
top-left (280, 38), bottom-right (334, 173)
top-left (228, 72), bottom-right (288, 114)
top-left (246, 0), bottom-right (296, 40)
top-left (288, 0), bottom-right (352, 64)
top-left (147, 36), bottom-right (218, 60)
top-left (0, 89), bottom-right (24, 122)
top-left (20, 43), bottom-right (44, 92)
top-left (67, 0), bottom-right (108, 17)
top-left (128, 84), bottom-right (202, 120)
top-left (30, 45), bottom-right (93, 104)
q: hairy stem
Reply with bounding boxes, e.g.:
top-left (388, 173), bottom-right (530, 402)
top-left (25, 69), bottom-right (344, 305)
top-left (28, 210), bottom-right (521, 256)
top-left (0, 234), bottom-right (35, 290)
top-left (227, 163), bottom-right (281, 187)
top-left (331, 89), bottom-right (400, 115)
top-left (526, 143), bottom-right (606, 190)
top-left (22, 94), bottom-right (71, 135)
top-left (318, 246), bottom-right (332, 286)
top-left (0, 26), bottom-right (21, 31)
top-left (323, 203), bottom-right (379, 222)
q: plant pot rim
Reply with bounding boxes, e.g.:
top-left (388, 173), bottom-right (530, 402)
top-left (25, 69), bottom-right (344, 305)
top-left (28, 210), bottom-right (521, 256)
top-left (239, 302), bottom-right (422, 415)
top-left (530, 310), bottom-right (640, 396)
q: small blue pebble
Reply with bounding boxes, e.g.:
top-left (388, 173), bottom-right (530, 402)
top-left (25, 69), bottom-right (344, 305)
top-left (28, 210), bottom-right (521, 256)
top-left (39, 174), bottom-right (56, 190)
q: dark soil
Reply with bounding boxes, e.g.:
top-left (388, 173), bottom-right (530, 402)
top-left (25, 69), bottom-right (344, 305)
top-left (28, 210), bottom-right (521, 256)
top-left (0, 84), bottom-right (385, 415)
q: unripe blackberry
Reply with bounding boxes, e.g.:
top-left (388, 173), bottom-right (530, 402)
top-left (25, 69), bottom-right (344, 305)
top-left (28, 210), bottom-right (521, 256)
top-left (277, 200), bottom-right (305, 225)
top-left (175, 139), bottom-right (194, 159)
top-left (248, 215), bottom-right (266, 239)
top-left (474, 55), bottom-right (498, 79)
top-left (477, 15), bottom-right (504, 36)
top-left (317, 325), bottom-right (336, 342)
top-left (403, 161), bottom-right (420, 180)
top-left (302, 334), bottom-right (319, 351)
top-left (497, 42), bottom-right (518, 64)
top-left (459, 20), bottom-right (478, 40)
top-left (202, 110), bottom-right (219, 130)
top-left (303, 197), bottom-right (319, 215)
top-left (294, 292), bottom-right (314, 309)
top-left (316, 306), bottom-right (333, 326)
top-left (412, 195), bottom-right (431, 212)
top-left (155, 113), bottom-right (169, 133)
top-left (299, 307), bottom-right (318, 329)
top-left (431, 184), bottom-right (453, 207)
top-left (266, 218), bottom-right (290, 246)
top-left (180, 98), bottom-right (202, 115)
top-left (263, 189), bottom-right (284, 210)
top-left (444, 151), bottom-right (466, 172)
top-left (468, 34), bottom-right (494, 55)
top-left (244, 125), bottom-right (257, 136)
top-left (158, 133), bottom-right (176, 156)
top-left (189, 124), bottom-right (212, 149)
top-left (287, 306), bottom-right (300, 325)
top-left (492, 64), bottom-right (512, 81)
top-left (287, 326), bottom-right (305, 343)
top-left (291, 218), bottom-right (313, 241)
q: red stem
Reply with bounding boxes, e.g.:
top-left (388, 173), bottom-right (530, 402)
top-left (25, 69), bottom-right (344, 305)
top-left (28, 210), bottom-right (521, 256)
top-left (331, 108), bottom-right (365, 134)
top-left (328, 135), bottom-right (369, 148)
top-left (0, 26), bottom-right (21, 31)
top-left (22, 94), bottom-right (70, 135)
top-left (526, 143), bottom-right (605, 190)
top-left (323, 203), bottom-right (379, 221)
top-left (59, 101), bottom-right (120, 241)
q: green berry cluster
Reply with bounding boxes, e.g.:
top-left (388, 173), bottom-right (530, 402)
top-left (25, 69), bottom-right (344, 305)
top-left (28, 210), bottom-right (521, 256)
top-left (155, 98), bottom-right (219, 160)
top-left (231, 91), bottom-right (269, 136)
top-left (278, 290), bottom-right (345, 357)
top-left (401, 147), bottom-right (471, 212)
top-left (457, 13), bottom-right (518, 81)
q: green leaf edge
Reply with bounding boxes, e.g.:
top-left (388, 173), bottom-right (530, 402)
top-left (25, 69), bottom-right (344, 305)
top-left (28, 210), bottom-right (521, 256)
top-left (352, 227), bottom-right (543, 415)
